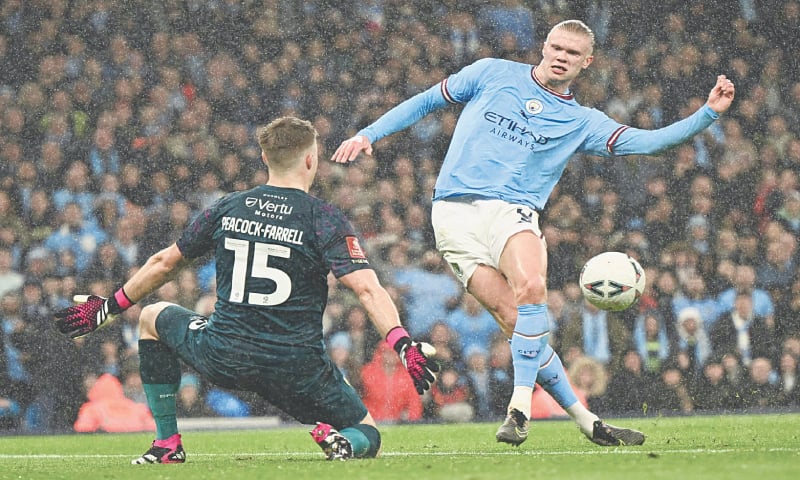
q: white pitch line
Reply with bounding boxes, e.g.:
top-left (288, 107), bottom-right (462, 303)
top-left (0, 447), bottom-right (798, 460)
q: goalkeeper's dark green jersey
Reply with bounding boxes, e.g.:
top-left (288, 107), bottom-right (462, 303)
top-left (176, 185), bottom-right (370, 353)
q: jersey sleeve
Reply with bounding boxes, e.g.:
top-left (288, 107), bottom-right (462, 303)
top-left (315, 202), bottom-right (372, 278)
top-left (176, 196), bottom-right (227, 259)
top-left (358, 83), bottom-right (450, 144)
top-left (357, 58), bottom-right (497, 144)
top-left (440, 57), bottom-right (495, 104)
top-left (581, 104), bottom-right (719, 157)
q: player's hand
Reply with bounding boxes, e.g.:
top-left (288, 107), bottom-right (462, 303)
top-left (54, 294), bottom-right (123, 339)
top-left (392, 336), bottom-right (440, 394)
top-left (330, 135), bottom-right (372, 163)
top-left (706, 74), bottom-right (735, 114)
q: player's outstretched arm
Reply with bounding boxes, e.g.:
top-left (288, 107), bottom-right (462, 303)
top-left (706, 74), bottom-right (735, 114)
top-left (607, 74), bottom-right (734, 157)
top-left (331, 84), bottom-right (450, 164)
top-left (54, 243), bottom-right (190, 338)
top-left (338, 269), bottom-right (439, 393)
top-left (331, 135), bottom-right (373, 163)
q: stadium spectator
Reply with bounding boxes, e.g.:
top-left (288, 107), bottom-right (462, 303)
top-left (118, 163), bottom-right (152, 209)
top-left (21, 190), bottom-right (56, 250)
top-left (175, 373), bottom-right (215, 418)
top-left (1, 292), bottom-right (32, 413)
top-left (674, 306), bottom-right (713, 376)
top-left (603, 348), bottom-right (649, 415)
top-left (0, 393), bottom-right (20, 430)
top-left (326, 331), bottom-right (362, 392)
top-left (462, 343), bottom-right (493, 420)
top-left (81, 242), bottom-right (128, 286)
top-left (0, 313), bottom-right (21, 430)
top-left (559, 298), bottom-right (620, 367)
top-left (0, 247), bottom-right (23, 301)
top-left (721, 354), bottom-right (748, 394)
top-left (543, 220), bottom-right (584, 292)
top-left (422, 321), bottom-right (463, 369)
top-left (717, 264), bottom-right (776, 325)
top-left (43, 202), bottom-right (107, 273)
top-left (476, 0), bottom-right (536, 52)
top-left (756, 231), bottom-right (797, 292)
top-left (360, 341), bottom-right (424, 424)
top-left (73, 372), bottom-right (155, 433)
top-left (777, 351), bottom-right (800, 407)
top-left (740, 357), bottom-right (782, 409)
top-left (487, 334), bottom-right (514, 418)
top-left (445, 292), bottom-right (497, 356)
top-left (141, 200), bottom-right (194, 258)
top-left (336, 304), bottom-right (382, 369)
top-left (428, 362), bottom-right (475, 423)
top-left (52, 161), bottom-right (96, 222)
top-left (649, 360), bottom-right (694, 415)
top-left (690, 355), bottom-right (738, 411)
top-left (648, 268), bottom-right (680, 340)
top-left (16, 298), bottom-right (94, 433)
top-left (633, 310), bottom-right (671, 375)
top-left (110, 215), bottom-right (143, 269)
top-left (390, 249), bottom-right (461, 338)
top-left (710, 292), bottom-right (778, 367)
top-left (672, 273), bottom-right (721, 328)
top-left (643, 194), bottom-right (680, 257)
top-left (0, 191), bottom-right (24, 253)
top-left (87, 126), bottom-right (122, 177)
top-left (567, 355), bottom-right (608, 414)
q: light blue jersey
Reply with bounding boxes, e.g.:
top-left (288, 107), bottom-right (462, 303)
top-left (359, 58), bottom-right (719, 211)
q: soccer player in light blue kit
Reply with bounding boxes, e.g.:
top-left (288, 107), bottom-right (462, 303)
top-left (333, 19), bottom-right (735, 447)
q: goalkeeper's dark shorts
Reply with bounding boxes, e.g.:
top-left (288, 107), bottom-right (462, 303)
top-left (155, 304), bottom-right (368, 430)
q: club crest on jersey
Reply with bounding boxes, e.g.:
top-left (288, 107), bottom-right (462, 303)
top-left (346, 236), bottom-right (367, 260)
top-left (525, 99), bottom-right (544, 115)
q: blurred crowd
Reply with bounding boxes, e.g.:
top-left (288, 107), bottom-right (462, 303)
top-left (2, 0), bottom-right (800, 433)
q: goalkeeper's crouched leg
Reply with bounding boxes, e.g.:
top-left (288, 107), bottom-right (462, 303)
top-left (310, 422), bottom-right (381, 460)
top-left (343, 423), bottom-right (381, 458)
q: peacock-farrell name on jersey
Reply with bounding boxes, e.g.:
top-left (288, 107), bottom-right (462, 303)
top-left (174, 184), bottom-right (371, 351)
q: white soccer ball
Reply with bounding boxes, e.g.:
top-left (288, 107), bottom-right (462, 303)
top-left (579, 251), bottom-right (646, 312)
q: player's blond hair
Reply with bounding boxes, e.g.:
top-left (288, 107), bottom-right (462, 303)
top-left (257, 116), bottom-right (318, 172)
top-left (548, 19), bottom-right (595, 54)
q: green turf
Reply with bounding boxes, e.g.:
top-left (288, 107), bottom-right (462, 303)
top-left (1, 414), bottom-right (798, 480)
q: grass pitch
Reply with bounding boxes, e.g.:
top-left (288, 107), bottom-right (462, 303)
top-left (1, 414), bottom-right (798, 480)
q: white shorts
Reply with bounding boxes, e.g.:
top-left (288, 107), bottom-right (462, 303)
top-left (431, 197), bottom-right (542, 287)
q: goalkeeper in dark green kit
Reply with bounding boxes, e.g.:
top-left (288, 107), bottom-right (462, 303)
top-left (55, 116), bottom-right (438, 463)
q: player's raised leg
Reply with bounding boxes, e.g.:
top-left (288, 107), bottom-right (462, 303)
top-left (537, 343), bottom-right (644, 445)
top-left (469, 262), bottom-right (645, 446)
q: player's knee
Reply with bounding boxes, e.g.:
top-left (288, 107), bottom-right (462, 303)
top-left (139, 302), bottom-right (172, 339)
top-left (513, 275), bottom-right (547, 303)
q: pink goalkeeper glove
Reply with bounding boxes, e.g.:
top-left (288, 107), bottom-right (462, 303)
top-left (54, 289), bottom-right (134, 339)
top-left (386, 327), bottom-right (439, 394)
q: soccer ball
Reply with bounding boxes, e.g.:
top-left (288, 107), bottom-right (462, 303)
top-left (579, 251), bottom-right (646, 312)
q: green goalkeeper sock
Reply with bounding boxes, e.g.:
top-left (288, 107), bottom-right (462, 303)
top-left (341, 424), bottom-right (381, 458)
top-left (139, 340), bottom-right (181, 440)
